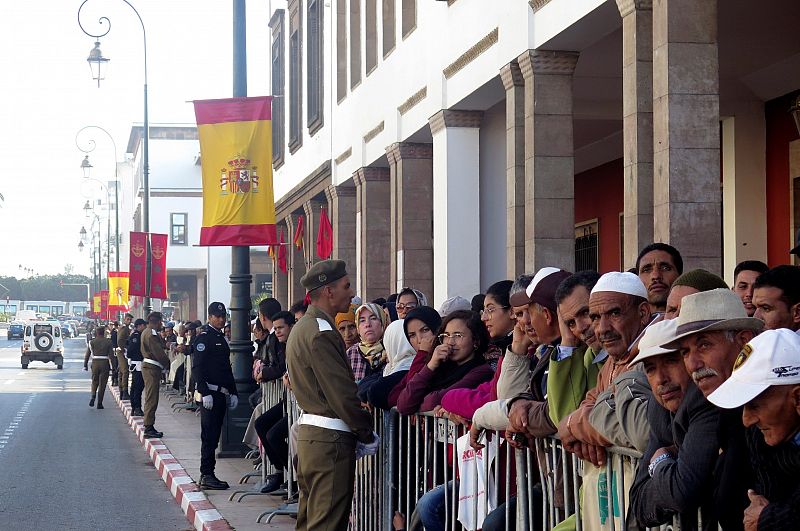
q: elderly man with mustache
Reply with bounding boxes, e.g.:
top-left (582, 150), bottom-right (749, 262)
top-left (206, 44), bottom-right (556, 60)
top-left (628, 318), bottom-right (722, 529)
top-left (659, 288), bottom-right (764, 530)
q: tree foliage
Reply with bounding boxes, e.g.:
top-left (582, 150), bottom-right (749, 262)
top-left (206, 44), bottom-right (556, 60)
top-left (0, 274), bottom-right (92, 302)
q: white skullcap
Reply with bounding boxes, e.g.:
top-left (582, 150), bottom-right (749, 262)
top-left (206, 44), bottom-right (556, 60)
top-left (591, 271), bottom-right (647, 299)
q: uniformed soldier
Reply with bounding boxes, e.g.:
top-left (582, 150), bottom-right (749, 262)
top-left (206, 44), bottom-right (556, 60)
top-left (83, 325), bottom-right (114, 409)
top-left (286, 259), bottom-right (378, 530)
top-left (109, 322), bottom-right (119, 387)
top-left (141, 312), bottom-right (171, 439)
top-left (192, 302), bottom-right (238, 490)
top-left (116, 313), bottom-right (133, 401)
top-left (127, 318), bottom-right (147, 417)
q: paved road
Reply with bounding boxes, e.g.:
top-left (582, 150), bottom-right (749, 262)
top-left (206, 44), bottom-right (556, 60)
top-left (0, 336), bottom-right (190, 531)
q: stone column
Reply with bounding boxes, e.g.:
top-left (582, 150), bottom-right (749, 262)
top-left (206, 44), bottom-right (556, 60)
top-left (303, 198), bottom-right (327, 270)
top-left (500, 59), bottom-right (526, 278)
top-left (354, 167), bottom-right (391, 301)
top-left (272, 219), bottom-right (290, 308)
top-left (617, 0), bottom-right (654, 268)
top-left (284, 213), bottom-right (307, 305)
top-left (324, 183), bottom-right (358, 271)
top-left (386, 142), bottom-right (434, 297)
top-left (518, 50), bottom-right (579, 272)
top-left (429, 110), bottom-right (483, 308)
top-left (653, 0), bottom-right (721, 273)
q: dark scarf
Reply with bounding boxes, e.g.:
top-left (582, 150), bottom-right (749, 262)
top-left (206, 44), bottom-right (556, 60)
top-left (427, 352), bottom-right (486, 391)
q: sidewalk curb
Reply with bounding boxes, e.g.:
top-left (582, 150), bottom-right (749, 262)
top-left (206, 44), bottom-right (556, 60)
top-left (110, 386), bottom-right (234, 531)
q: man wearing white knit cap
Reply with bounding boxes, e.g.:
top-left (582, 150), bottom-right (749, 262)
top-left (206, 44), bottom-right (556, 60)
top-left (559, 272), bottom-right (652, 464)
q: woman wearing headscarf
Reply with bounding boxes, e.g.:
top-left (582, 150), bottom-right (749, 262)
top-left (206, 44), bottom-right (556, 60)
top-left (396, 310), bottom-right (494, 415)
top-left (396, 287), bottom-right (429, 319)
top-left (386, 306), bottom-right (442, 409)
top-left (364, 320), bottom-right (416, 409)
top-left (346, 303), bottom-right (388, 384)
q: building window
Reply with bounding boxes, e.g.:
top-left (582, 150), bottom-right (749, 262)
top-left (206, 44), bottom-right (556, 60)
top-left (575, 219), bottom-right (599, 272)
top-left (288, 4), bottom-right (303, 153)
top-left (350, 0), bottom-right (361, 88)
top-left (337, 0), bottom-right (347, 102)
top-left (271, 10), bottom-right (286, 167)
top-left (307, 0), bottom-right (324, 134)
top-left (401, 0), bottom-right (416, 38)
top-left (171, 213), bottom-right (188, 245)
top-left (382, 0), bottom-right (395, 57)
top-left (365, 0), bottom-right (377, 73)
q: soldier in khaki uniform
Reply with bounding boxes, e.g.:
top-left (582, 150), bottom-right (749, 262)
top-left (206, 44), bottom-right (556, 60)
top-left (116, 313), bottom-right (133, 401)
top-left (286, 260), bottom-right (378, 530)
top-left (141, 312), bottom-right (171, 439)
top-left (83, 325), bottom-right (113, 409)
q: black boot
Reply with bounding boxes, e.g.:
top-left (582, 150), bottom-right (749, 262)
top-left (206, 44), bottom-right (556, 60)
top-left (199, 474), bottom-right (229, 490)
top-left (97, 402), bottom-right (104, 409)
top-left (120, 390), bottom-right (130, 400)
top-left (89, 396), bottom-right (95, 407)
top-left (260, 473), bottom-right (284, 494)
top-left (143, 426), bottom-right (163, 439)
top-left (132, 408), bottom-right (144, 417)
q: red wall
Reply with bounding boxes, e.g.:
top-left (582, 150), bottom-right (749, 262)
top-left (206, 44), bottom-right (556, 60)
top-left (574, 158), bottom-right (624, 273)
top-left (765, 91), bottom-right (800, 266)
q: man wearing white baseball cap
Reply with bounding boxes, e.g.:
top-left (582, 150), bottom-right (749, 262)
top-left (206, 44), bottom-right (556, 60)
top-left (708, 329), bottom-right (800, 530)
top-left (629, 319), bottom-right (722, 529)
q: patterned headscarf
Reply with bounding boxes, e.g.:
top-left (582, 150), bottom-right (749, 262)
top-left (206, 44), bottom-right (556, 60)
top-left (356, 303), bottom-right (388, 369)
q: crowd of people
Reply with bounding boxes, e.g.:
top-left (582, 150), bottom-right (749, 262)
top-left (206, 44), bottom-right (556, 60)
top-left (81, 241), bottom-right (800, 531)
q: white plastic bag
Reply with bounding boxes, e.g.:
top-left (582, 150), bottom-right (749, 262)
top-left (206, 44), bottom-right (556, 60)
top-left (456, 432), bottom-right (498, 530)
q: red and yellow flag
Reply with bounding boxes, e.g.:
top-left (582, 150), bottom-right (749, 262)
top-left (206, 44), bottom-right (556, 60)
top-left (293, 215), bottom-right (304, 250)
top-left (108, 272), bottom-right (130, 313)
top-left (194, 96), bottom-right (277, 246)
top-left (92, 294), bottom-right (101, 315)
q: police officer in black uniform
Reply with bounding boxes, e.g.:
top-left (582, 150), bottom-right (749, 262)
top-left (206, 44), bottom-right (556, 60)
top-left (127, 318), bottom-right (147, 417)
top-left (193, 302), bottom-right (238, 490)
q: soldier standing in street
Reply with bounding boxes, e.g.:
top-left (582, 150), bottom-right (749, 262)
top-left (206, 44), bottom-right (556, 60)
top-left (192, 302), bottom-right (238, 490)
top-left (83, 325), bottom-right (113, 409)
top-left (141, 312), bottom-right (170, 438)
top-left (286, 260), bottom-right (379, 530)
top-left (116, 313), bottom-right (133, 401)
top-left (127, 318), bottom-right (147, 417)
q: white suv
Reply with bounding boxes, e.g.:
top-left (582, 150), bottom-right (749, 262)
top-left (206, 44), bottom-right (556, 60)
top-left (21, 320), bottom-right (64, 369)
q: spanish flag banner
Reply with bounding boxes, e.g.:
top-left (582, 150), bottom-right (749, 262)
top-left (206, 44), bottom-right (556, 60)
top-left (194, 96), bottom-right (278, 246)
top-left (108, 272), bottom-right (130, 313)
top-left (92, 294), bottom-right (101, 316)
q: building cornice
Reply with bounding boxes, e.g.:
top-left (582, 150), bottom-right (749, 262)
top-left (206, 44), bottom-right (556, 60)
top-left (275, 161), bottom-right (331, 220)
top-left (398, 86), bottom-right (427, 116)
top-left (443, 28), bottom-right (499, 80)
top-left (518, 49), bottom-right (579, 78)
top-left (428, 110), bottom-right (484, 135)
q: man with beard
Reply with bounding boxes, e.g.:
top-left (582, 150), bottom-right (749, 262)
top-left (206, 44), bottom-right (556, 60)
top-left (753, 265), bottom-right (800, 332)
top-left (636, 243), bottom-right (683, 314)
top-left (732, 260), bottom-right (769, 317)
top-left (629, 318), bottom-right (721, 529)
top-left (662, 288), bottom-right (763, 530)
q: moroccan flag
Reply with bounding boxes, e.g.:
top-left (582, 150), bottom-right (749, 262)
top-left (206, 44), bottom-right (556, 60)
top-left (92, 294), bottom-right (101, 316)
top-left (194, 96), bottom-right (277, 246)
top-left (278, 229), bottom-right (287, 274)
top-left (129, 231), bottom-right (148, 296)
top-left (316, 207), bottom-right (333, 259)
top-left (100, 290), bottom-right (109, 320)
top-left (108, 272), bottom-right (130, 313)
top-left (149, 233), bottom-right (168, 299)
top-left (293, 215), bottom-right (304, 250)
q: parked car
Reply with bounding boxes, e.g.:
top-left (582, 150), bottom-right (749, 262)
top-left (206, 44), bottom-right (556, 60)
top-left (7, 322), bottom-right (24, 340)
top-left (60, 323), bottom-right (75, 338)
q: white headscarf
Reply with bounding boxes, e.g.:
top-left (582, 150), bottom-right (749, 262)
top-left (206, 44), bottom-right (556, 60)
top-left (382, 320), bottom-right (416, 377)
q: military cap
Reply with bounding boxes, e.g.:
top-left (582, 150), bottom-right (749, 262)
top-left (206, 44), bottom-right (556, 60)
top-left (186, 321), bottom-right (200, 331)
top-left (301, 259), bottom-right (348, 291)
top-left (208, 301), bottom-right (227, 317)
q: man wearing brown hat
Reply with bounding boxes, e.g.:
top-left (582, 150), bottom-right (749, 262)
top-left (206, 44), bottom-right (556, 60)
top-left (661, 288), bottom-right (763, 530)
top-left (285, 259), bottom-right (376, 530)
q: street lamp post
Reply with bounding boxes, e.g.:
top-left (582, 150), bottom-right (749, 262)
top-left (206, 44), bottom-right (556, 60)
top-left (76, 126), bottom-right (120, 276)
top-left (78, 0), bottom-right (151, 313)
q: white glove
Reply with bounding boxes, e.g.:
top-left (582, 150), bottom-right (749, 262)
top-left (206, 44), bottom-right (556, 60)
top-left (355, 432), bottom-right (380, 460)
top-left (202, 395), bottom-right (214, 410)
top-left (228, 394), bottom-right (238, 410)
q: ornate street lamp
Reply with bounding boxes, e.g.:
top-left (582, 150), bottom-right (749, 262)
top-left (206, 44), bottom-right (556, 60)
top-left (80, 155), bottom-right (93, 179)
top-left (78, 0), bottom-right (151, 312)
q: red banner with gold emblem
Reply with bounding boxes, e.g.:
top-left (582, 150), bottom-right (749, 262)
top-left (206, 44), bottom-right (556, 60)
top-left (129, 231), bottom-right (148, 297)
top-left (149, 233), bottom-right (168, 300)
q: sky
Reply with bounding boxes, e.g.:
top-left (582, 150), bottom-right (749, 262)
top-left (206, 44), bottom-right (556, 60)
top-left (0, 0), bottom-right (271, 279)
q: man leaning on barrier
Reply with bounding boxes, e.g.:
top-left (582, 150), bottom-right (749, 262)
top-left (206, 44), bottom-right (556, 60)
top-left (708, 329), bottom-right (800, 531)
top-left (285, 259), bottom-right (378, 531)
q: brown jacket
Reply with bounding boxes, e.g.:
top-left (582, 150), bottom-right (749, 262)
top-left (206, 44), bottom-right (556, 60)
top-left (117, 325), bottom-right (130, 350)
top-left (84, 337), bottom-right (114, 366)
top-left (286, 304), bottom-right (373, 443)
top-left (141, 326), bottom-right (170, 368)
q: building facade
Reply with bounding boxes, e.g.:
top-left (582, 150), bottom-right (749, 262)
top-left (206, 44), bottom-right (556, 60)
top-left (264, 0), bottom-right (800, 309)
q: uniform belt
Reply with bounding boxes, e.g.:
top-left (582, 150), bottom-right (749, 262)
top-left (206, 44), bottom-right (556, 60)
top-left (298, 413), bottom-right (352, 433)
top-left (129, 361), bottom-right (143, 371)
top-left (143, 358), bottom-right (164, 370)
top-left (91, 356), bottom-right (110, 360)
top-left (206, 383), bottom-right (230, 396)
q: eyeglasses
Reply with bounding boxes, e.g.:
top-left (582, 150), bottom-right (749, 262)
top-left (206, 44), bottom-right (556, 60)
top-left (480, 305), bottom-right (509, 317)
top-left (396, 302), bottom-right (418, 311)
top-left (437, 332), bottom-right (466, 343)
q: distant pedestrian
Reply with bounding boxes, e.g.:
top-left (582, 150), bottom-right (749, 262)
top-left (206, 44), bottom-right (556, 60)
top-left (84, 325), bottom-right (113, 409)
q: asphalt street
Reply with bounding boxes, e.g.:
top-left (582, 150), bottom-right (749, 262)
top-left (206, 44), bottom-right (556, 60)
top-left (0, 335), bottom-right (190, 531)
